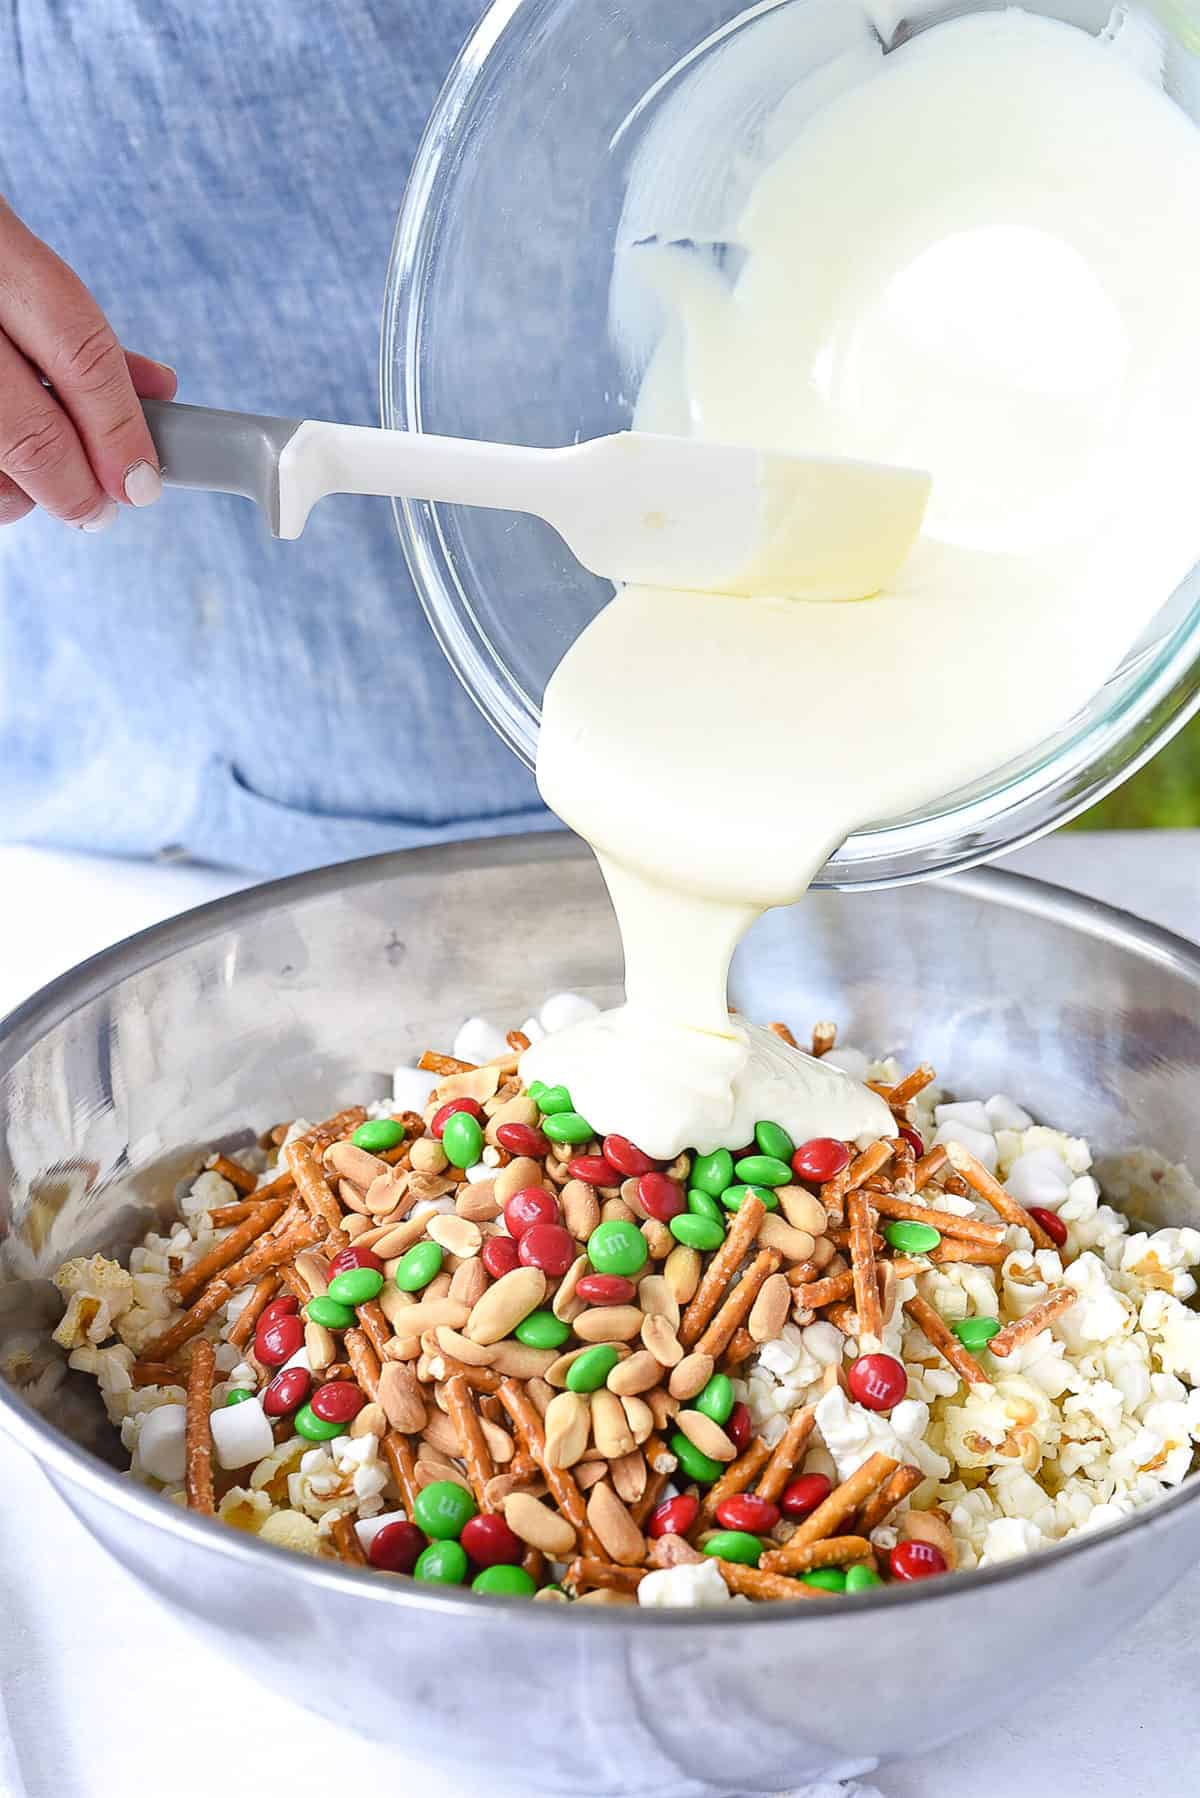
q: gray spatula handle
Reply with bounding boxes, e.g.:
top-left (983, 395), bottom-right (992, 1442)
top-left (141, 399), bottom-right (302, 535)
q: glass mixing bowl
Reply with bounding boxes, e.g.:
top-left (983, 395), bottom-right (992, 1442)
top-left (382, 0), bottom-right (1200, 888)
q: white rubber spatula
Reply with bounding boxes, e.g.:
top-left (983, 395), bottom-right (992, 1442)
top-left (141, 400), bottom-right (930, 601)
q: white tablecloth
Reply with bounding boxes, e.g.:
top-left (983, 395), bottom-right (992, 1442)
top-left (2, 833), bottom-right (1198, 1798)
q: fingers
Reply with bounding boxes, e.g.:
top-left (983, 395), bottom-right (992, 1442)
top-left (0, 330), bottom-right (116, 528)
top-left (125, 350), bottom-right (178, 403)
top-left (0, 472), bottom-right (35, 529)
top-left (0, 198), bottom-right (163, 506)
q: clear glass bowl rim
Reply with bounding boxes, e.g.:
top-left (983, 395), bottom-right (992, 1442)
top-left (381, 0), bottom-right (1200, 889)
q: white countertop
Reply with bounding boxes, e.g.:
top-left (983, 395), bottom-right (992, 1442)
top-left (1, 832), bottom-right (1198, 1798)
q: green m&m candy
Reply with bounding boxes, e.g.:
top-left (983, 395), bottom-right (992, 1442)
top-left (394, 1240), bottom-right (444, 1292)
top-left (415, 1540), bottom-right (469, 1585)
top-left (687, 1188), bottom-right (723, 1224)
top-left (534, 1085), bottom-right (573, 1116)
top-left (327, 1266), bottom-right (384, 1307)
top-left (306, 1295), bottom-right (356, 1330)
top-left (565, 1344), bottom-right (621, 1393)
top-left (884, 1220), bottom-right (942, 1255)
top-left (703, 1531), bottom-right (763, 1566)
top-left (471, 1564), bottom-right (538, 1597)
top-left (720, 1183), bottom-right (778, 1214)
top-left (587, 1219), bottom-right (648, 1278)
top-left (542, 1111), bottom-right (594, 1146)
top-left (442, 1110), bottom-right (484, 1169)
top-left (695, 1372), bottom-right (734, 1427)
top-left (734, 1154), bottom-right (792, 1188)
top-left (670, 1430), bottom-right (724, 1484)
top-left (526, 1080), bottom-right (548, 1103)
top-left (952, 1316), bottom-right (1001, 1352)
top-left (414, 1479), bottom-right (477, 1540)
top-left (352, 1118), bottom-right (406, 1153)
top-left (224, 1387), bottom-right (254, 1406)
top-left (670, 1213), bottom-right (724, 1251)
top-left (515, 1309), bottom-right (571, 1349)
top-left (802, 1567), bottom-right (847, 1593)
top-left (754, 1120), bottom-right (795, 1162)
top-left (294, 1402), bottom-right (343, 1442)
top-left (845, 1563), bottom-right (883, 1592)
top-left (691, 1149), bottom-right (733, 1198)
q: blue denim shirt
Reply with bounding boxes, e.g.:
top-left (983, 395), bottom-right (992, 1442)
top-left (0, 2), bottom-right (553, 874)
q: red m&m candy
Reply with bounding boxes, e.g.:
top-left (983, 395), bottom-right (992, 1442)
top-left (637, 1173), bottom-right (686, 1223)
top-left (503, 1187), bottom-right (560, 1238)
top-left (602, 1135), bottom-right (657, 1178)
top-left (461, 1513), bottom-right (524, 1568)
top-left (518, 1223), bottom-right (576, 1278)
top-left (310, 1381), bottom-right (365, 1424)
top-left (648, 1493), bottom-right (699, 1539)
top-left (725, 1401), bottom-right (752, 1454)
top-left (889, 1539), bottom-right (948, 1582)
top-left (263, 1366), bottom-right (310, 1416)
top-left (567, 1155), bottom-right (618, 1187)
top-left (256, 1311), bottom-right (304, 1367)
top-left (780, 1473), bottom-right (832, 1520)
top-left (328, 1246), bottom-right (385, 1278)
top-left (482, 1236), bottom-right (520, 1279)
top-left (368, 1520), bottom-right (425, 1574)
top-left (432, 1097), bottom-right (485, 1138)
top-left (715, 1494), bottom-right (779, 1534)
top-left (791, 1139), bottom-right (851, 1184)
top-left (496, 1122), bottom-right (550, 1158)
top-left (256, 1295), bottom-right (299, 1333)
top-left (1027, 1206), bottom-right (1068, 1248)
top-left (848, 1353), bottom-right (907, 1412)
top-left (575, 1274), bottom-right (637, 1306)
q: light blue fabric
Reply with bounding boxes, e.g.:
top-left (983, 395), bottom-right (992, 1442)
top-left (0, 1), bottom-right (556, 874)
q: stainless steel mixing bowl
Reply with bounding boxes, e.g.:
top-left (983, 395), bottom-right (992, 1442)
top-left (2, 837), bottom-right (1199, 1796)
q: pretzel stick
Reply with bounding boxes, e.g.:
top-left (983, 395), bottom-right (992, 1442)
top-left (826, 1299), bottom-right (858, 1335)
top-left (987, 1287), bottom-right (1076, 1357)
top-left (437, 1356), bottom-right (502, 1396)
top-left (184, 1337), bottom-right (216, 1514)
top-left (903, 1293), bottom-right (992, 1390)
top-left (768, 1020), bottom-right (798, 1047)
top-left (762, 1453), bottom-right (897, 1572)
top-left (890, 1135), bottom-right (916, 1191)
top-left (209, 1199), bottom-right (273, 1228)
top-left (942, 1142), bottom-right (1057, 1251)
top-left (207, 1154), bottom-right (259, 1196)
top-left (811, 1020), bottom-right (836, 1057)
top-left (130, 1361), bottom-right (185, 1388)
top-left (382, 1432), bottom-right (421, 1514)
top-left (716, 1561), bottom-right (824, 1602)
top-left (497, 1377), bottom-right (600, 1555)
top-left (784, 1258), bottom-right (820, 1290)
top-left (226, 1274), bottom-right (280, 1349)
top-left (695, 1248), bottom-right (781, 1359)
top-left (168, 1195), bottom-right (291, 1305)
top-left (565, 1558), bottom-right (646, 1595)
top-left (820, 1140), bottom-right (893, 1228)
top-left (629, 1435), bottom-right (674, 1527)
top-left (881, 1064), bottom-right (935, 1109)
top-left (356, 1301), bottom-right (393, 1359)
top-left (418, 1050), bottom-right (475, 1075)
top-left (793, 1260), bottom-right (922, 1312)
top-left (847, 1192), bottom-right (883, 1347)
top-left (755, 1406), bottom-right (816, 1503)
top-left (285, 1140), bottom-right (345, 1234)
top-left (856, 1463), bottom-right (923, 1535)
top-left (679, 1194), bottom-right (768, 1347)
top-left (768, 1535), bottom-right (873, 1574)
top-left (445, 1373), bottom-right (496, 1508)
top-left (869, 1191), bottom-right (1006, 1247)
top-left (344, 1327), bottom-right (381, 1399)
top-left (695, 1437), bottom-right (774, 1528)
top-left (928, 1239), bottom-right (1007, 1267)
top-left (331, 1514), bottom-right (368, 1566)
top-left (724, 1326), bottom-right (756, 1367)
top-left (912, 1145), bottom-right (949, 1192)
top-left (136, 1283), bottom-right (231, 1367)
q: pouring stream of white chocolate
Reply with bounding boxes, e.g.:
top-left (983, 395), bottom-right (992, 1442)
top-left (523, 8), bottom-right (1200, 1158)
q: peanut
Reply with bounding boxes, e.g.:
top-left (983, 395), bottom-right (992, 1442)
top-left (663, 1244), bottom-right (701, 1305)
top-left (494, 1157), bottom-right (542, 1205)
top-left (669, 1352), bottom-right (714, 1400)
top-left (748, 1271), bottom-right (791, 1343)
top-left (619, 1394), bottom-right (654, 1446)
top-left (543, 1391), bottom-right (590, 1470)
top-left (465, 1267), bottom-right (546, 1345)
top-left (409, 1137), bottom-right (449, 1175)
top-left (641, 1314), bottom-right (683, 1366)
top-left (428, 1213), bottom-right (482, 1258)
top-left (456, 1182), bottom-right (500, 1223)
top-left (606, 1350), bottom-right (661, 1396)
top-left (777, 1186), bottom-right (827, 1236)
top-left (591, 1389), bottom-right (635, 1460)
top-left (637, 1275), bottom-right (680, 1328)
top-left (586, 1480), bottom-right (645, 1565)
top-left (448, 1258), bottom-right (489, 1308)
top-left (378, 1362), bottom-right (427, 1434)
top-left (561, 1180), bottom-right (600, 1240)
top-left (574, 1306), bottom-right (644, 1344)
top-left (677, 1409), bottom-right (736, 1463)
top-left (758, 1216), bottom-right (816, 1262)
top-left (504, 1491), bottom-right (577, 1558)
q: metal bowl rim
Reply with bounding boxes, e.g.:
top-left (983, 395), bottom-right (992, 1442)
top-left (3, 836), bottom-right (1199, 1630)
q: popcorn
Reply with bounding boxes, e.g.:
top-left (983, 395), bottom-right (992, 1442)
top-left (258, 1511), bottom-right (322, 1556)
top-left (538, 991), bottom-right (601, 1034)
top-left (933, 1119), bottom-right (998, 1173)
top-left (985, 1094), bottom-right (1033, 1132)
top-left (1059, 1253), bottom-right (1136, 1349)
top-left (816, 1386), bottom-right (949, 1482)
top-left (980, 1517), bottom-right (1045, 1563)
top-left (51, 1255), bottom-right (134, 1349)
top-left (218, 1487), bottom-right (273, 1533)
top-left (1120, 1227), bottom-right (1200, 1300)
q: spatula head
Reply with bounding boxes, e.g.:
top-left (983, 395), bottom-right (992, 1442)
top-left (558, 433), bottom-right (931, 601)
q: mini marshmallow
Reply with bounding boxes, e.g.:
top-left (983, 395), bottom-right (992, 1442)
top-left (520, 1017), bottom-right (546, 1045)
top-left (933, 1119), bottom-right (999, 1173)
top-left (136, 1404), bottom-right (188, 1484)
top-left (392, 1065), bottom-right (439, 1112)
top-left (1005, 1149), bottom-right (1072, 1209)
top-left (638, 1559), bottom-right (732, 1609)
top-left (986, 1094), bottom-right (1034, 1132)
top-left (211, 1395), bottom-right (275, 1470)
top-left (538, 992), bottom-right (601, 1035)
top-left (452, 1017), bottom-right (510, 1064)
top-left (935, 1100), bottom-right (994, 1135)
